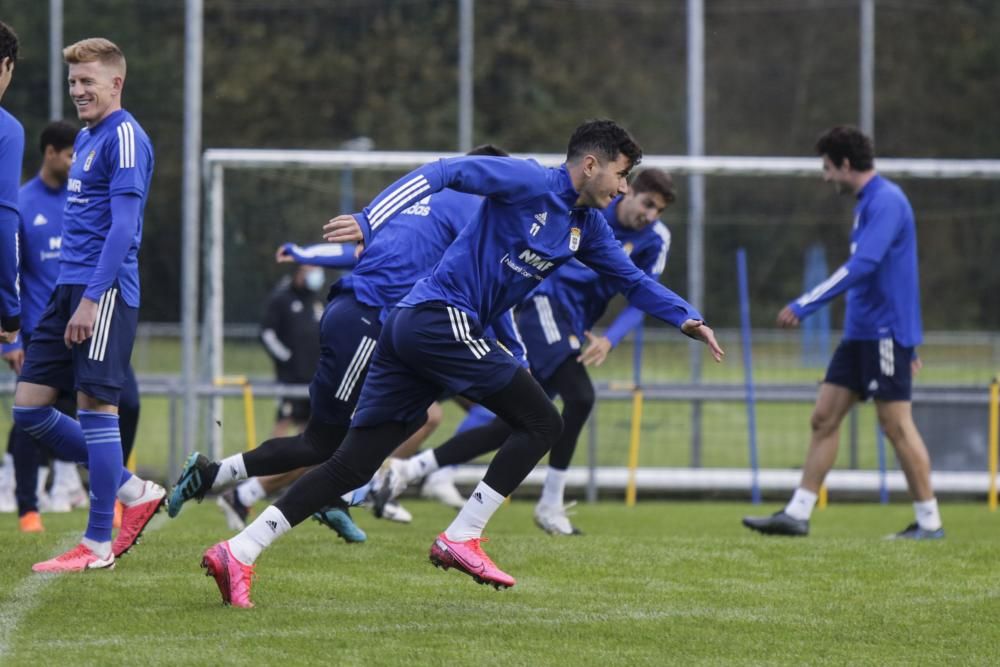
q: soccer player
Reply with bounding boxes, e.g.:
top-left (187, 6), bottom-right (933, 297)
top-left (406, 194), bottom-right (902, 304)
top-left (198, 119), bottom-right (723, 607)
top-left (13, 38), bottom-right (164, 572)
top-left (2, 122), bottom-right (143, 531)
top-left (167, 145), bottom-right (516, 546)
top-left (0, 21), bottom-right (23, 346)
top-left (375, 168), bottom-right (678, 535)
top-left (742, 125), bottom-right (943, 540)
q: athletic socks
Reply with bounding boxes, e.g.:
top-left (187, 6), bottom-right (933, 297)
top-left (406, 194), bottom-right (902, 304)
top-left (211, 453), bottom-right (248, 491)
top-left (445, 481), bottom-right (505, 542)
top-left (117, 473), bottom-right (146, 505)
top-left (914, 498), bottom-right (942, 531)
top-left (12, 406), bottom-right (88, 464)
top-left (228, 505), bottom-right (291, 565)
top-left (784, 487), bottom-right (818, 521)
top-left (539, 467), bottom-right (568, 507)
top-left (405, 450), bottom-right (439, 483)
top-left (81, 536), bottom-right (112, 560)
top-left (236, 477), bottom-right (267, 507)
top-left (79, 410), bottom-right (124, 544)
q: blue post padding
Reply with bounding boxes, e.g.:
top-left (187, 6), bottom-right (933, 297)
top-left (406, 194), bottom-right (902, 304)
top-left (737, 248), bottom-right (761, 504)
top-left (801, 243), bottom-right (831, 367)
top-left (876, 423), bottom-right (889, 504)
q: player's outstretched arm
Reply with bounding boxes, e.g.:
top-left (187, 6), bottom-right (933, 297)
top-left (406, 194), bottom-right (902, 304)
top-left (276, 242), bottom-right (356, 268)
top-left (681, 319), bottom-right (724, 362)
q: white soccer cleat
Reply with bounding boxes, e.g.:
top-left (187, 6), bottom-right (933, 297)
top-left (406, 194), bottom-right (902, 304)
top-left (381, 501), bottom-right (412, 524)
top-left (420, 474), bottom-right (465, 510)
top-left (533, 501), bottom-right (582, 536)
top-left (0, 458), bottom-right (17, 513)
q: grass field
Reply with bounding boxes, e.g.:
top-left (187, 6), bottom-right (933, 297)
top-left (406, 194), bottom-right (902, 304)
top-left (1, 500), bottom-right (997, 666)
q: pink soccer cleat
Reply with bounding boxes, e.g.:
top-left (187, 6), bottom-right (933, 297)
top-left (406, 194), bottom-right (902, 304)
top-left (201, 541), bottom-right (256, 608)
top-left (112, 481), bottom-right (167, 558)
top-left (429, 532), bottom-right (516, 589)
top-left (32, 543), bottom-right (115, 573)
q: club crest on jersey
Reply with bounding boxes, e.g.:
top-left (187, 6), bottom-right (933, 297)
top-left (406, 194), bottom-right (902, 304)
top-left (83, 150), bottom-right (97, 172)
top-left (568, 227), bottom-right (581, 252)
top-left (622, 242), bottom-right (634, 255)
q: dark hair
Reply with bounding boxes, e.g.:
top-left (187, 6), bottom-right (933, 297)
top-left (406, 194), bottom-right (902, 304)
top-left (39, 121), bottom-right (79, 154)
top-left (630, 168), bottom-right (676, 204)
top-left (467, 143), bottom-right (509, 158)
top-left (0, 21), bottom-right (18, 64)
top-left (566, 119), bottom-right (642, 169)
top-left (815, 126), bottom-right (874, 172)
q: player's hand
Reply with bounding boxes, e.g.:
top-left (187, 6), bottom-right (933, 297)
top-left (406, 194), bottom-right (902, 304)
top-left (2, 347), bottom-right (23, 374)
top-left (577, 331), bottom-right (612, 367)
top-left (911, 356), bottom-right (923, 375)
top-left (275, 244), bottom-right (295, 263)
top-left (0, 328), bottom-right (18, 344)
top-left (323, 215), bottom-right (363, 243)
top-left (776, 305), bottom-right (800, 328)
top-left (681, 319), bottom-right (724, 362)
top-left (65, 297), bottom-right (99, 347)
top-left (354, 242), bottom-right (365, 259)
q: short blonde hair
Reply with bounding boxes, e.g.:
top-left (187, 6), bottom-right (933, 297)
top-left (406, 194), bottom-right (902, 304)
top-left (63, 38), bottom-right (126, 77)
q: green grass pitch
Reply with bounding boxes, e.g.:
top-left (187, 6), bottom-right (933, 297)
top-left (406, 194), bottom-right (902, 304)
top-left (1, 500), bottom-right (997, 665)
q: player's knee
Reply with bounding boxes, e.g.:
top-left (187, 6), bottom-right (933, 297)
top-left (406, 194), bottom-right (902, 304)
top-left (565, 381), bottom-right (596, 415)
top-left (535, 402), bottom-right (564, 443)
top-left (809, 408), bottom-right (839, 436)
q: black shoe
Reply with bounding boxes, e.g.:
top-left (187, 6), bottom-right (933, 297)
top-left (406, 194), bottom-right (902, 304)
top-left (742, 510), bottom-right (809, 536)
top-left (216, 489), bottom-right (250, 531)
top-left (885, 522), bottom-right (944, 541)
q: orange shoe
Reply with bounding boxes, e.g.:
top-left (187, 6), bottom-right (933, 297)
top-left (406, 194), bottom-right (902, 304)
top-left (19, 511), bottom-right (44, 533)
top-left (113, 500), bottom-right (123, 529)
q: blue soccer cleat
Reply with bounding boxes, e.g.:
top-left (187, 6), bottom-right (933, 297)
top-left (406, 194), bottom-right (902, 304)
top-left (167, 452), bottom-right (218, 518)
top-left (313, 506), bottom-right (367, 543)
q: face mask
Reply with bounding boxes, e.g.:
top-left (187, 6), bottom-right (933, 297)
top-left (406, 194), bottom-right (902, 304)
top-left (304, 269), bottom-right (325, 292)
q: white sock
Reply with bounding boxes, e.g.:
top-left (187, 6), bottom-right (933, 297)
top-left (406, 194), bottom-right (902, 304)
top-left (407, 450), bottom-right (439, 482)
top-left (117, 474), bottom-right (147, 504)
top-left (51, 459), bottom-right (78, 489)
top-left (211, 454), bottom-right (248, 490)
top-left (444, 481), bottom-right (505, 541)
top-left (913, 498), bottom-right (942, 531)
top-left (539, 467), bottom-right (568, 507)
top-left (81, 536), bottom-right (112, 560)
top-left (784, 487), bottom-right (818, 521)
top-left (228, 505), bottom-right (291, 565)
top-left (423, 465), bottom-right (455, 487)
top-left (236, 477), bottom-right (267, 506)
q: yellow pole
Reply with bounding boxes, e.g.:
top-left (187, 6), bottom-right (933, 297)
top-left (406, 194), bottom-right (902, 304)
top-left (242, 378), bottom-right (257, 453)
top-left (988, 379), bottom-right (998, 512)
top-left (625, 388), bottom-right (644, 507)
top-left (817, 483), bottom-right (828, 510)
top-left (213, 375), bottom-right (257, 453)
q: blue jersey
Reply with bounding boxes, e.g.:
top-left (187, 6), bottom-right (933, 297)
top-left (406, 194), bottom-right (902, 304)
top-left (354, 156), bottom-right (700, 332)
top-left (344, 189), bottom-right (481, 311)
top-left (15, 176), bottom-right (65, 334)
top-left (790, 175), bottom-right (922, 347)
top-left (59, 109), bottom-right (154, 307)
top-left (0, 107), bottom-right (25, 327)
top-left (529, 196), bottom-right (671, 345)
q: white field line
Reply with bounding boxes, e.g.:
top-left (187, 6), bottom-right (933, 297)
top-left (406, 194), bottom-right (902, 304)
top-left (0, 512), bottom-right (168, 660)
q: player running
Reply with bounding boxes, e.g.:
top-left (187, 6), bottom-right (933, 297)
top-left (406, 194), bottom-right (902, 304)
top-left (373, 168), bottom-right (679, 536)
top-left (197, 119), bottom-right (722, 607)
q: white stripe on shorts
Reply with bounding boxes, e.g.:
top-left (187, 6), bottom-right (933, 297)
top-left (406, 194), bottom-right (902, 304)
top-left (87, 288), bottom-right (118, 362)
top-left (336, 335), bottom-right (377, 401)
top-left (879, 337), bottom-right (895, 377)
top-left (447, 306), bottom-right (489, 359)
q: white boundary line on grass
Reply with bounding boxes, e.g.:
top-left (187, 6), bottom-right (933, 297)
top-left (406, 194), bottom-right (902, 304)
top-left (0, 514), bottom-right (168, 661)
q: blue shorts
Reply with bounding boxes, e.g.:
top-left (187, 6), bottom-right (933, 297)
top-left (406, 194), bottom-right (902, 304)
top-left (18, 284), bottom-right (138, 405)
top-left (824, 338), bottom-right (914, 401)
top-left (352, 303), bottom-right (521, 427)
top-left (308, 288), bottom-right (383, 426)
top-left (517, 293), bottom-right (582, 384)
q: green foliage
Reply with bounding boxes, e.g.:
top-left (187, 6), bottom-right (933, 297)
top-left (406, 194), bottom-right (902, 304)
top-left (1, 1), bottom-right (999, 326)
